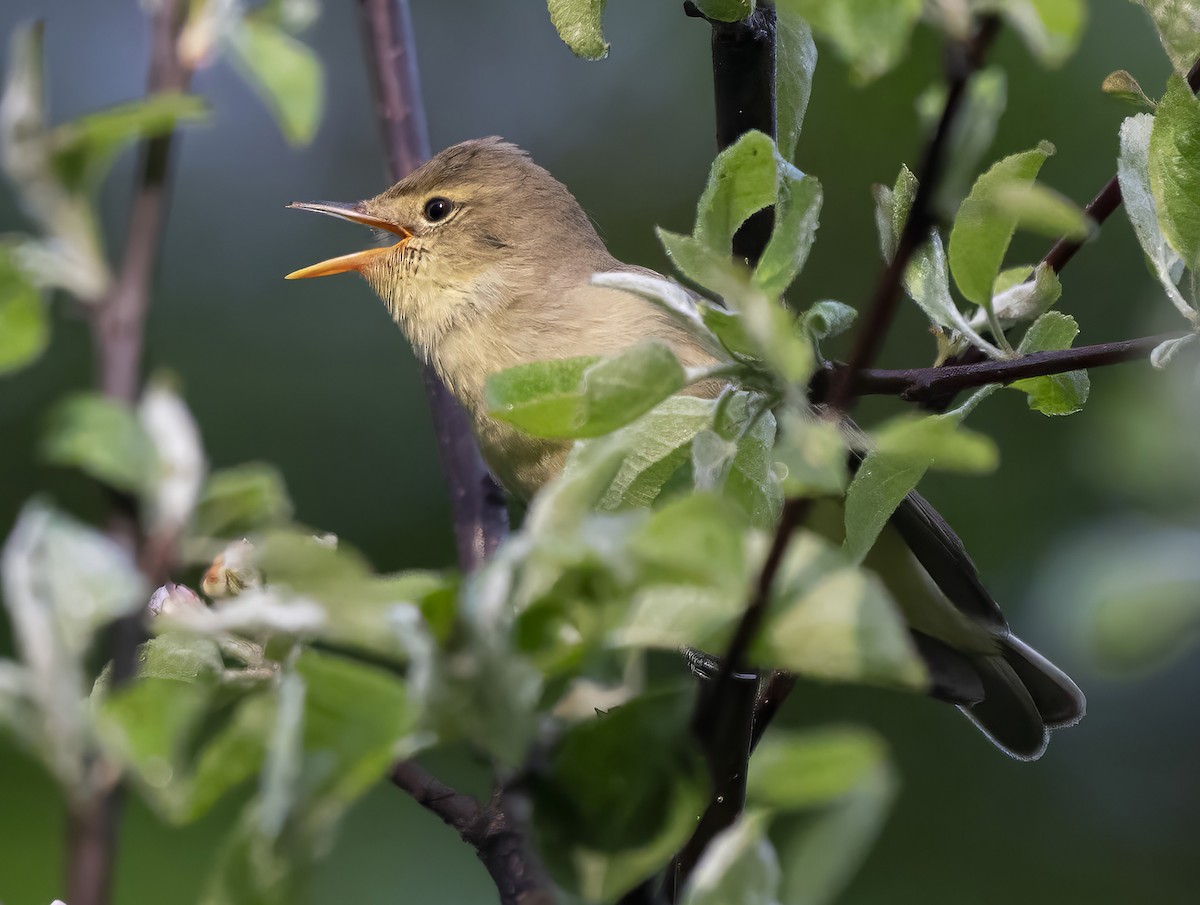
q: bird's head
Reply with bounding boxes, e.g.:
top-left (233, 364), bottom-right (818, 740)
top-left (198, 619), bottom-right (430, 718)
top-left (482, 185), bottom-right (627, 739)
top-left (286, 137), bottom-right (605, 325)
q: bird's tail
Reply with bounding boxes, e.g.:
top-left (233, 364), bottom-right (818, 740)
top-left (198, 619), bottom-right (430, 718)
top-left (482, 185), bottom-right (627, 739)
top-left (956, 634), bottom-right (1086, 761)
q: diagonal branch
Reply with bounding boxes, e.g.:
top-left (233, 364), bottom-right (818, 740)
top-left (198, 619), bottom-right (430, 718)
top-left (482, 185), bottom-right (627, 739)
top-left (824, 331), bottom-right (1184, 402)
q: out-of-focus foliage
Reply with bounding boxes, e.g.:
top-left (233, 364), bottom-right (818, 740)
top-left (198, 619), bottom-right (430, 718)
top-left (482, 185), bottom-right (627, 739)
top-left (6, 1), bottom-right (1200, 904)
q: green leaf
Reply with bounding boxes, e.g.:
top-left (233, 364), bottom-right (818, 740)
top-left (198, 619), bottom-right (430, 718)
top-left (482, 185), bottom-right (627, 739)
top-left (535, 688), bottom-right (707, 900)
top-left (547, 0), bottom-right (610, 60)
top-left (990, 0), bottom-right (1087, 67)
top-left (229, 18), bottom-right (324, 145)
top-left (843, 407), bottom-right (997, 562)
top-left (916, 67), bottom-right (1008, 208)
top-left (723, 401), bottom-right (785, 528)
top-left (51, 93), bottom-right (207, 192)
top-left (779, 0), bottom-right (922, 82)
top-left (1, 22), bottom-right (110, 300)
top-left (696, 131), bottom-right (781, 252)
top-left (949, 142), bottom-right (1055, 306)
top-left (799, 300), bottom-right (856, 346)
top-left (192, 463), bottom-right (294, 538)
top-left (747, 726), bottom-right (888, 811)
top-left (1102, 69), bottom-right (1155, 109)
top-left (598, 396), bottom-right (717, 509)
top-left (0, 248), bottom-right (48, 375)
top-left (487, 341), bottom-right (686, 439)
top-left (776, 9), bottom-right (818, 162)
top-left (41, 393), bottom-right (156, 494)
top-left (755, 168), bottom-right (823, 297)
top-left (658, 228), bottom-right (750, 299)
top-left (773, 411), bottom-right (848, 498)
top-left (1, 501), bottom-right (146, 793)
top-left (986, 182), bottom-right (1093, 240)
top-left (632, 493), bottom-right (748, 593)
top-left (1132, 0), bottom-right (1200, 77)
top-left (1118, 112), bottom-right (1193, 321)
top-left (774, 760), bottom-right (895, 905)
top-left (1009, 311), bottom-right (1089, 415)
top-left (756, 532), bottom-right (927, 689)
top-left (692, 0), bottom-right (757, 20)
top-left (904, 227), bottom-right (1003, 358)
top-left (1150, 77), bottom-right (1200, 272)
top-left (873, 165), bottom-right (917, 262)
top-left (989, 262), bottom-right (1062, 328)
top-left (138, 382), bottom-right (207, 535)
top-left (682, 812), bottom-right (780, 905)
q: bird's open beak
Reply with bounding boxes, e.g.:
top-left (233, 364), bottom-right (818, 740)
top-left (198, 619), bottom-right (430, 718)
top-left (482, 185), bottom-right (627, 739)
top-left (284, 200), bottom-right (413, 280)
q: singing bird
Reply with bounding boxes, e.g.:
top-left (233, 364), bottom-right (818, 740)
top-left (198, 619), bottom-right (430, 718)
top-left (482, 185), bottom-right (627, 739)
top-left (286, 137), bottom-right (1084, 759)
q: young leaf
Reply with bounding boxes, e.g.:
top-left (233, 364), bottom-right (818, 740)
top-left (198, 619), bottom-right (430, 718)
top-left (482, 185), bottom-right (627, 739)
top-left (1102, 69), bottom-right (1155, 109)
top-left (1150, 333), bottom-right (1199, 369)
top-left (916, 67), bottom-right (1008, 207)
top-left (139, 382), bottom-right (207, 535)
top-left (1119, 112), bottom-right (1194, 322)
top-left (988, 262), bottom-right (1061, 328)
top-left (799, 300), bottom-right (857, 346)
top-left (992, 0), bottom-right (1087, 67)
top-left (986, 182), bottom-right (1093, 240)
top-left (949, 142), bottom-right (1055, 306)
top-left (773, 411), bottom-right (848, 499)
top-left (1009, 311), bottom-right (1089, 415)
top-left (0, 248), bottom-right (48, 375)
top-left (486, 341), bottom-right (686, 439)
top-left (534, 688), bottom-right (707, 900)
top-left (229, 18), bottom-right (324, 145)
top-left (756, 532), bottom-right (927, 689)
top-left (778, 0), bottom-right (923, 82)
top-left (547, 0), bottom-right (610, 60)
top-left (1150, 77), bottom-right (1200, 272)
top-left (755, 169), bottom-right (823, 297)
top-left (682, 812), bottom-right (781, 905)
top-left (696, 131), bottom-right (781, 252)
top-left (747, 726), bottom-right (889, 811)
top-left (843, 404), bottom-right (998, 562)
top-left (192, 463), bottom-right (294, 539)
top-left (776, 8), bottom-right (818, 163)
top-left (1131, 0), bottom-right (1200, 78)
top-left (0, 22), bottom-right (111, 300)
top-left (41, 393), bottom-right (156, 494)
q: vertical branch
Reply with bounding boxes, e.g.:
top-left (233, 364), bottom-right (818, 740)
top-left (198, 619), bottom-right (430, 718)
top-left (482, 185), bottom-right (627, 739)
top-left (356, 0), bottom-right (508, 572)
top-left (357, 2), bottom-right (547, 900)
top-left (664, 5), bottom-right (777, 901)
top-left (70, 2), bottom-right (192, 904)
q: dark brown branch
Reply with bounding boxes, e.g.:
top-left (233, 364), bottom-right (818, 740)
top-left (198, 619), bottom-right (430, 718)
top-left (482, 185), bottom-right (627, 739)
top-left (824, 332), bottom-right (1182, 402)
top-left (390, 762), bottom-right (553, 905)
top-left (356, 0), bottom-right (508, 573)
top-left (667, 6), bottom-right (778, 901)
top-left (827, 15), bottom-right (1001, 412)
top-left (69, 3), bottom-right (191, 904)
top-left (358, 2), bottom-right (546, 901)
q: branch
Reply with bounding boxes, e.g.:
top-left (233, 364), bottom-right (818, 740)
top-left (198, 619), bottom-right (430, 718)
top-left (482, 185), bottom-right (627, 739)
top-left (391, 761), bottom-right (553, 905)
top-left (667, 6), bottom-right (778, 900)
top-left (824, 332), bottom-right (1183, 402)
top-left (356, 0), bottom-right (508, 573)
top-left (826, 15), bottom-right (1001, 411)
top-left (922, 54), bottom-right (1200, 409)
top-left (356, 2), bottom-right (549, 901)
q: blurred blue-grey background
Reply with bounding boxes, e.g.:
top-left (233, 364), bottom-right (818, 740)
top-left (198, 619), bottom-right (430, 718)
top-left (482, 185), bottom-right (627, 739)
top-left (2, 1), bottom-right (1198, 903)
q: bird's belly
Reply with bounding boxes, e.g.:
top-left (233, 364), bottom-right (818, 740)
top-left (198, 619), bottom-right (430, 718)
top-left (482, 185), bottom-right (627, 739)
top-left (473, 414), bottom-right (569, 502)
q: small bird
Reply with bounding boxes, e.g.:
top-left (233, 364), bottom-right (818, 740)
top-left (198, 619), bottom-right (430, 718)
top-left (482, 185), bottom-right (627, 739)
top-left (286, 137), bottom-right (1084, 759)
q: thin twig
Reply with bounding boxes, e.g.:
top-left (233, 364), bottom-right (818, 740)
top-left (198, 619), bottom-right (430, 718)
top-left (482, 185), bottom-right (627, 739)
top-left (68, 2), bottom-right (192, 904)
top-left (819, 332), bottom-right (1183, 402)
top-left (923, 54), bottom-right (1200, 408)
top-left (356, 0), bottom-right (508, 572)
top-left (827, 15), bottom-right (1001, 412)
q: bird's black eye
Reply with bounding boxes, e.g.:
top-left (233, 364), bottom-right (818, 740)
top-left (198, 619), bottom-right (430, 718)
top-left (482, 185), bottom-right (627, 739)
top-left (423, 197), bottom-right (453, 222)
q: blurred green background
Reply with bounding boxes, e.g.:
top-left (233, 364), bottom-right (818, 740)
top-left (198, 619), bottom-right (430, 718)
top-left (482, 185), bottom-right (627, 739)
top-left (2, 1), bottom-right (1199, 903)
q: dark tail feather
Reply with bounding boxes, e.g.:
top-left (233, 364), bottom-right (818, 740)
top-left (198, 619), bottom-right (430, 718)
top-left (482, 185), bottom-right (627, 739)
top-left (956, 635), bottom-right (1086, 761)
